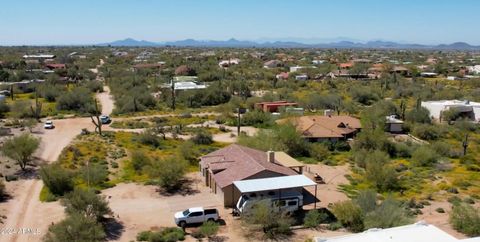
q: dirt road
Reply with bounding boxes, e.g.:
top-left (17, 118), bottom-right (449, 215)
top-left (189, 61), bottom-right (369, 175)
top-left (0, 86), bottom-right (114, 242)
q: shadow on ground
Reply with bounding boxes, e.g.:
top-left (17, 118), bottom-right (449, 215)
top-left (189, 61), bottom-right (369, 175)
top-left (105, 218), bottom-right (125, 240)
top-left (157, 177), bottom-right (201, 196)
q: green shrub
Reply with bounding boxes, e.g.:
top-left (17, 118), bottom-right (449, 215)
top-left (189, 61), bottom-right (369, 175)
top-left (304, 210), bottom-right (328, 228)
top-left (327, 221), bottom-right (343, 231)
top-left (331, 200), bottom-right (364, 232)
top-left (412, 146), bottom-right (438, 166)
top-left (39, 164), bottom-right (74, 196)
top-left (309, 143), bottom-right (330, 162)
top-left (136, 228), bottom-right (185, 242)
top-left (412, 124), bottom-right (443, 140)
top-left (191, 129), bottom-right (213, 145)
top-left (80, 163), bottom-right (108, 187)
top-left (363, 198), bottom-right (413, 229)
top-left (199, 221), bottom-right (219, 238)
top-left (62, 189), bottom-right (112, 222)
top-left (364, 151), bottom-right (399, 192)
top-left (131, 151), bottom-right (152, 173)
top-left (136, 130), bottom-right (161, 148)
top-left (148, 157), bottom-right (187, 192)
top-left (449, 204), bottom-right (480, 236)
top-left (242, 199), bottom-right (294, 239)
top-left (436, 208), bottom-right (445, 213)
top-left (43, 213), bottom-right (106, 242)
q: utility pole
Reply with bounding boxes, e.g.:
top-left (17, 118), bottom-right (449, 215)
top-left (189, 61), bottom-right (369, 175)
top-left (237, 108), bottom-right (246, 136)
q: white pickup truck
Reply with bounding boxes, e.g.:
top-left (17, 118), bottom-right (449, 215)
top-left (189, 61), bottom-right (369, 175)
top-left (174, 207), bottom-right (220, 227)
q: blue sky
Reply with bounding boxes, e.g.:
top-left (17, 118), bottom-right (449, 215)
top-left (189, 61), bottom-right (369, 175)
top-left (1, 0), bottom-right (479, 45)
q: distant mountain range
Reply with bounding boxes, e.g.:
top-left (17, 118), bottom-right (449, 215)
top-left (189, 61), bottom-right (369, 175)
top-left (97, 38), bottom-right (480, 50)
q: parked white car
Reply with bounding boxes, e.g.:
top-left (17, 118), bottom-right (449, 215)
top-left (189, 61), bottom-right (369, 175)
top-left (174, 207), bottom-right (219, 227)
top-left (44, 120), bottom-right (54, 129)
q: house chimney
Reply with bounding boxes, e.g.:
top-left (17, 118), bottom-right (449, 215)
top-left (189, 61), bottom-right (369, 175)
top-left (267, 151), bottom-right (275, 163)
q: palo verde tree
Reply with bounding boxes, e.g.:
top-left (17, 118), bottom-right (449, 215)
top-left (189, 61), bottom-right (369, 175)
top-left (2, 133), bottom-right (40, 171)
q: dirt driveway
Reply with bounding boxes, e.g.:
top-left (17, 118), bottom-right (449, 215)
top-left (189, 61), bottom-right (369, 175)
top-left (101, 173), bottom-right (227, 241)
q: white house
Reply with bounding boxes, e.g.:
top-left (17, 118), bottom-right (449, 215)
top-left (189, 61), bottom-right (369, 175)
top-left (421, 100), bottom-right (480, 122)
top-left (467, 65), bottom-right (480, 75)
top-left (218, 58), bottom-right (240, 68)
top-left (163, 76), bottom-right (207, 90)
top-left (312, 60), bottom-right (325, 65)
top-left (315, 222), bottom-right (480, 242)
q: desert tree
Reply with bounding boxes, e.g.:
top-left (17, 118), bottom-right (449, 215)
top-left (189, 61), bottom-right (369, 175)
top-left (2, 133), bottom-right (40, 171)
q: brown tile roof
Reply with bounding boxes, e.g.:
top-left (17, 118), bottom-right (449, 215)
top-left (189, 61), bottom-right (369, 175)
top-left (200, 144), bottom-right (296, 188)
top-left (285, 115), bottom-right (361, 139)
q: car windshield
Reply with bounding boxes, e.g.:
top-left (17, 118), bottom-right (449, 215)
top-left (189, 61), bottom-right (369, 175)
top-left (46, 121), bottom-right (52, 124)
top-left (182, 209), bottom-right (190, 216)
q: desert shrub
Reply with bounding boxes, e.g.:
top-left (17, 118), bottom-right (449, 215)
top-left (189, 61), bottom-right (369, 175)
top-left (351, 86), bottom-right (379, 105)
top-left (449, 203), bottom-right (480, 236)
top-left (412, 124), bottom-right (443, 140)
top-left (363, 197), bottom-right (412, 229)
top-left (355, 190), bottom-right (377, 214)
top-left (2, 133), bottom-right (40, 171)
top-left (431, 141), bottom-right (452, 157)
top-left (304, 210), bottom-right (328, 228)
top-left (40, 164), bottom-right (74, 196)
top-left (0, 101), bottom-right (10, 118)
top-left (148, 157), bottom-right (187, 192)
top-left (43, 213), bottom-right (105, 242)
top-left (136, 130), bottom-right (161, 148)
top-left (199, 220), bottom-right (219, 238)
top-left (137, 227), bottom-right (185, 242)
top-left (331, 200), bottom-right (364, 232)
top-left (131, 150), bottom-right (152, 173)
top-left (242, 199), bottom-right (294, 239)
top-left (436, 208), bottom-right (446, 213)
top-left (309, 143), bottom-right (330, 162)
top-left (240, 110), bottom-right (273, 127)
top-left (191, 129), bottom-right (213, 145)
top-left (365, 151), bottom-right (399, 192)
top-left (80, 163), bottom-right (108, 187)
top-left (177, 141), bottom-right (199, 163)
top-left (394, 142), bottom-right (415, 158)
top-left (56, 86), bottom-right (94, 113)
top-left (412, 146), bottom-right (439, 166)
top-left (86, 81), bottom-right (104, 93)
top-left (62, 188), bottom-right (112, 222)
top-left (405, 107), bottom-right (431, 123)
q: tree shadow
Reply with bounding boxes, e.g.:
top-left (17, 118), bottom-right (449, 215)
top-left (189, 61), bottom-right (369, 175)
top-left (13, 167), bottom-right (39, 180)
top-left (104, 218), bottom-right (125, 240)
top-left (157, 177), bottom-right (200, 196)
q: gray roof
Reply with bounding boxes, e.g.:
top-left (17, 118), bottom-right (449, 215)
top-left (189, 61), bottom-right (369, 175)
top-left (233, 175), bottom-right (315, 193)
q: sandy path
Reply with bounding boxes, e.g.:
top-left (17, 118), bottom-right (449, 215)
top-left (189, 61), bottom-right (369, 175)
top-left (0, 86), bottom-right (114, 242)
top-left (97, 86), bottom-right (114, 115)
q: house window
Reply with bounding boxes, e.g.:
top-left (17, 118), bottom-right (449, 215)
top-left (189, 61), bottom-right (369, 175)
top-left (189, 212), bottom-right (203, 217)
top-left (287, 201), bottom-right (297, 206)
